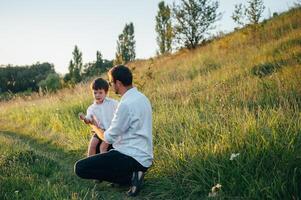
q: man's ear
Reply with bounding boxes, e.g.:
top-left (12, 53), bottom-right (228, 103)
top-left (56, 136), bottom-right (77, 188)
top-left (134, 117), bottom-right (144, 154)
top-left (116, 80), bottom-right (122, 87)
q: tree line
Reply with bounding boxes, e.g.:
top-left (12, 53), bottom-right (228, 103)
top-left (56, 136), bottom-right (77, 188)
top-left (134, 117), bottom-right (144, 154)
top-left (0, 63), bottom-right (57, 94)
top-left (65, 0), bottom-right (267, 84)
top-left (1, 0), bottom-right (268, 95)
top-left (155, 0), bottom-right (266, 54)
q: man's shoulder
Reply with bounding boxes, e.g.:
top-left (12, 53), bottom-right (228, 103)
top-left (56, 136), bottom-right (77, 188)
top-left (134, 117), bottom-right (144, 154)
top-left (135, 90), bottom-right (151, 103)
top-left (126, 91), bottom-right (151, 107)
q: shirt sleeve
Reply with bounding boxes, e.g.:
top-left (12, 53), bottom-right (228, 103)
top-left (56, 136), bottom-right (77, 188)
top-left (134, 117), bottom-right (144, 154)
top-left (113, 100), bottom-right (119, 112)
top-left (104, 103), bottom-right (130, 144)
top-left (85, 106), bottom-right (94, 121)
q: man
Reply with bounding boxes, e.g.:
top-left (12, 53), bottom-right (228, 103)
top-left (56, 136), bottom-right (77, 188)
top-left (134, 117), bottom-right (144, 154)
top-left (74, 65), bottom-right (153, 196)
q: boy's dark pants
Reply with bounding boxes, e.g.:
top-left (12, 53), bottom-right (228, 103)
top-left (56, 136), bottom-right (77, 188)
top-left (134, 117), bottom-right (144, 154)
top-left (74, 149), bottom-right (147, 185)
top-left (94, 134), bottom-right (113, 154)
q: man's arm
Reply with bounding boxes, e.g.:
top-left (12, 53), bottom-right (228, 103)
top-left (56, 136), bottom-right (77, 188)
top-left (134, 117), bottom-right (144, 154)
top-left (102, 103), bottom-right (131, 144)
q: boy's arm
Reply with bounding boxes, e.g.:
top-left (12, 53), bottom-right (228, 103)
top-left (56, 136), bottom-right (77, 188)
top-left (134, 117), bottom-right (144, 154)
top-left (91, 115), bottom-right (99, 127)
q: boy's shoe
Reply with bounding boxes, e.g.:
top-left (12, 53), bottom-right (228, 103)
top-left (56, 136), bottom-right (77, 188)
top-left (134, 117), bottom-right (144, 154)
top-left (126, 171), bottom-right (144, 197)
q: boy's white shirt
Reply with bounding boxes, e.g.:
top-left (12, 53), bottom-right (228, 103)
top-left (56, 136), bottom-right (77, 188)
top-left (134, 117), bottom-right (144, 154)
top-left (85, 97), bottom-right (119, 130)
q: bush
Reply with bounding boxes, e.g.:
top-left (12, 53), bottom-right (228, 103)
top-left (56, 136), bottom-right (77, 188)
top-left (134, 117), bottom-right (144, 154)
top-left (38, 73), bottom-right (62, 92)
top-left (251, 61), bottom-right (284, 77)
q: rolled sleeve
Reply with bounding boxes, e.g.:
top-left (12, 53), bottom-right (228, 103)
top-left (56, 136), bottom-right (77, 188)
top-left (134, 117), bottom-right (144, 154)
top-left (103, 103), bottom-right (130, 144)
top-left (104, 130), bottom-right (114, 144)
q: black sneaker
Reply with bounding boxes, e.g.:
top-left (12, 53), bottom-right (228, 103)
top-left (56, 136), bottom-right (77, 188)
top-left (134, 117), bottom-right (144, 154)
top-left (94, 180), bottom-right (102, 184)
top-left (126, 171), bottom-right (144, 197)
top-left (109, 182), bottom-right (130, 188)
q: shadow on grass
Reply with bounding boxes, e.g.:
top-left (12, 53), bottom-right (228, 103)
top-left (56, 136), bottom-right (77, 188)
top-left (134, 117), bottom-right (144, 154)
top-left (0, 130), bottom-right (83, 162)
top-left (0, 131), bottom-right (131, 200)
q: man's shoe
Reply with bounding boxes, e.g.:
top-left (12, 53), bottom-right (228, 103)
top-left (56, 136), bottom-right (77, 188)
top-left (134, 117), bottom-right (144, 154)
top-left (109, 182), bottom-right (130, 188)
top-left (94, 180), bottom-right (102, 184)
top-left (126, 171), bottom-right (144, 197)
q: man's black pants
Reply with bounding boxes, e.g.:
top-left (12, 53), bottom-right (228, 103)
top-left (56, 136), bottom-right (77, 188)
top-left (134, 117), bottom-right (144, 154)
top-left (74, 150), bottom-right (148, 185)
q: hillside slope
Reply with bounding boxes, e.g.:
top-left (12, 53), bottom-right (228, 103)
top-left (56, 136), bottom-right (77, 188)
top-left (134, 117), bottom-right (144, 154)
top-left (1, 7), bottom-right (301, 199)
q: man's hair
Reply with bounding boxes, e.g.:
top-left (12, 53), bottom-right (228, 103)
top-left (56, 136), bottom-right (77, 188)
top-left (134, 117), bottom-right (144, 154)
top-left (90, 77), bottom-right (109, 92)
top-left (109, 65), bottom-right (133, 86)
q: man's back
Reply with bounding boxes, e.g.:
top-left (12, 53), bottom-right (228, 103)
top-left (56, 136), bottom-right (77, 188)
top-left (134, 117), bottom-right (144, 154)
top-left (105, 87), bottom-right (153, 168)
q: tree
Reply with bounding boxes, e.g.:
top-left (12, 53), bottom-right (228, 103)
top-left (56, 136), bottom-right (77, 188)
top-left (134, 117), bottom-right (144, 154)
top-left (114, 37), bottom-right (124, 65)
top-left (115, 23), bottom-right (136, 64)
top-left (155, 1), bottom-right (173, 55)
top-left (83, 50), bottom-right (113, 78)
top-left (94, 50), bottom-right (104, 74)
top-left (64, 45), bottom-right (83, 84)
top-left (96, 51), bottom-right (103, 65)
top-left (295, 0), bottom-right (301, 7)
top-left (172, 0), bottom-right (220, 49)
top-left (72, 45), bottom-right (83, 83)
top-left (232, 0), bottom-right (265, 27)
top-left (246, 0), bottom-right (265, 25)
top-left (232, 3), bottom-right (246, 27)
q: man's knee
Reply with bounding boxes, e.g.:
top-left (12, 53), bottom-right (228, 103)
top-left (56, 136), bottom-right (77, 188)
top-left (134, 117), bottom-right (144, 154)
top-left (74, 159), bottom-right (86, 178)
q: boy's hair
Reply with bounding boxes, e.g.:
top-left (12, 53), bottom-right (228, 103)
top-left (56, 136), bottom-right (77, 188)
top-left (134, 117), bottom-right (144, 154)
top-left (108, 65), bottom-right (132, 86)
top-left (90, 78), bottom-right (109, 92)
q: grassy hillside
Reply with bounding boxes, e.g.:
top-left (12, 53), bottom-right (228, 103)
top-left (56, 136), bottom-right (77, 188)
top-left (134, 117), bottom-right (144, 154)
top-left (1, 7), bottom-right (301, 199)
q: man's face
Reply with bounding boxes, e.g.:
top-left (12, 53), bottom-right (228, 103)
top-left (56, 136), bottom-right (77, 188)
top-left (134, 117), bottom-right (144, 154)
top-left (109, 75), bottom-right (119, 95)
top-left (93, 89), bottom-right (106, 104)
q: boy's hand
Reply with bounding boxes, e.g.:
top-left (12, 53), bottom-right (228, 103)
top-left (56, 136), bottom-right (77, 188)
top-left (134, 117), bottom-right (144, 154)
top-left (78, 113), bottom-right (85, 120)
top-left (78, 113), bottom-right (92, 124)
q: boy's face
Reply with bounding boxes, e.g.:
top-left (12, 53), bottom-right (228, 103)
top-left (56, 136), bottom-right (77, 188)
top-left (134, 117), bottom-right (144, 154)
top-left (93, 89), bottom-right (107, 104)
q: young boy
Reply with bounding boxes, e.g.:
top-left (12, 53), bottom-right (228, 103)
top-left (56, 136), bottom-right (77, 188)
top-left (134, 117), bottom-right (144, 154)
top-left (79, 77), bottom-right (118, 156)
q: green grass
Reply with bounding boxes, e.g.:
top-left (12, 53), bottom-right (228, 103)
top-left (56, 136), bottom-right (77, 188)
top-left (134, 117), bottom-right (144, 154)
top-left (0, 131), bottom-right (135, 199)
top-left (1, 7), bottom-right (301, 200)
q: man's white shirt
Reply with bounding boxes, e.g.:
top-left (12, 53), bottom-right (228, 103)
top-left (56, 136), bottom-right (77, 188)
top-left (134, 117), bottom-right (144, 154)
top-left (104, 87), bottom-right (153, 168)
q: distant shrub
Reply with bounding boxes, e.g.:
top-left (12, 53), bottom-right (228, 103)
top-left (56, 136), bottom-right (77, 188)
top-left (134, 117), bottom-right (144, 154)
top-left (251, 61), bottom-right (284, 77)
top-left (38, 73), bottom-right (62, 92)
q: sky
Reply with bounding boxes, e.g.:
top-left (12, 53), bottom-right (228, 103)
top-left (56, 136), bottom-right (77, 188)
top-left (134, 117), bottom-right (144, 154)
top-left (0, 0), bottom-right (298, 74)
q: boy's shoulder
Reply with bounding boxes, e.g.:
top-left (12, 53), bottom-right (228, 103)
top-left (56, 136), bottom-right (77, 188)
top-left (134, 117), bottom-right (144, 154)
top-left (105, 97), bottom-right (119, 105)
top-left (87, 102), bottom-right (96, 111)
